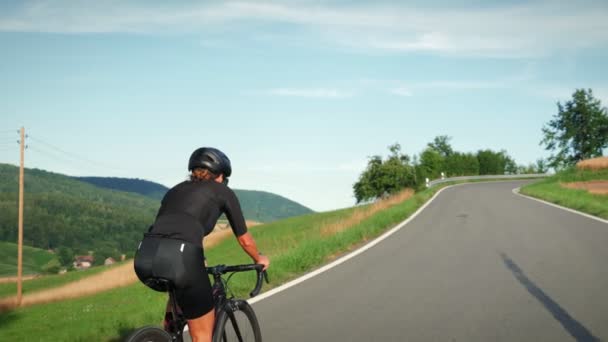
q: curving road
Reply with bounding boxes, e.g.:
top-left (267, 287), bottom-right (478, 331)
top-left (252, 181), bottom-right (608, 342)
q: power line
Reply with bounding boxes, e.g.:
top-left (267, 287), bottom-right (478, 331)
top-left (27, 137), bottom-right (126, 172)
top-left (28, 145), bottom-right (97, 170)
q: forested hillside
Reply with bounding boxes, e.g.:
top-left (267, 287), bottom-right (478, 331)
top-left (75, 176), bottom-right (313, 222)
top-left (0, 164), bottom-right (313, 260)
top-left (0, 164), bottom-right (158, 257)
top-left (75, 177), bottom-right (167, 200)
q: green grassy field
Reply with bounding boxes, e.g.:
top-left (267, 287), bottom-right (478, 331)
top-left (0, 241), bottom-right (58, 277)
top-left (0, 262), bottom-right (127, 299)
top-left (520, 168), bottom-right (608, 219)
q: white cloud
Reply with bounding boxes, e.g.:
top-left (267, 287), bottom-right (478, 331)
top-left (268, 88), bottom-right (353, 98)
top-left (1, 1), bottom-right (607, 58)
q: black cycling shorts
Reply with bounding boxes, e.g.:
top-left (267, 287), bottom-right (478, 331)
top-left (134, 235), bottom-right (213, 319)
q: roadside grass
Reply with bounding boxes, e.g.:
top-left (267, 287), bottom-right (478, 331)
top-left (520, 168), bottom-right (608, 219)
top-left (0, 241), bottom-right (57, 277)
top-left (0, 262), bottom-right (126, 299)
top-left (0, 281), bottom-right (166, 342)
top-left (0, 179), bottom-right (518, 341)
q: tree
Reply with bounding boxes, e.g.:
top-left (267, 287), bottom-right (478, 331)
top-left (541, 89), bottom-right (608, 169)
top-left (419, 148), bottom-right (444, 180)
top-left (535, 158), bottom-right (548, 173)
top-left (477, 149), bottom-right (514, 175)
top-left (57, 246), bottom-right (74, 267)
top-left (503, 152), bottom-right (518, 174)
top-left (445, 152), bottom-right (479, 176)
top-left (353, 143), bottom-right (416, 203)
top-left (427, 135), bottom-right (454, 157)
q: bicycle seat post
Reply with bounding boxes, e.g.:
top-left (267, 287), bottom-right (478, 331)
top-left (168, 285), bottom-right (181, 335)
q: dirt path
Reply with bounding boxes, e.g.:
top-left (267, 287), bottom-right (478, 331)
top-left (0, 261), bottom-right (137, 311)
top-left (562, 181), bottom-right (608, 195)
top-left (0, 275), bottom-right (38, 284)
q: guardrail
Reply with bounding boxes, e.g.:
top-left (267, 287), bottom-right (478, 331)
top-left (426, 173), bottom-right (550, 188)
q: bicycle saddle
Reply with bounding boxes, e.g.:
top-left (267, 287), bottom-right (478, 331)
top-left (144, 277), bottom-right (174, 292)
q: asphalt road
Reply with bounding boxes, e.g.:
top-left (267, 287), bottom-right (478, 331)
top-left (252, 181), bottom-right (608, 342)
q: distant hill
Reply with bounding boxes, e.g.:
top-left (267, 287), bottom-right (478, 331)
top-left (0, 164), bottom-right (313, 256)
top-left (0, 164), bottom-right (159, 255)
top-left (232, 189), bottom-right (314, 223)
top-left (75, 177), bottom-right (168, 200)
top-left (74, 176), bottom-right (313, 222)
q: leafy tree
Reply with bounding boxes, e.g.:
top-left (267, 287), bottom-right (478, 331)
top-left (504, 153), bottom-right (518, 174)
top-left (445, 152), bottom-right (479, 176)
top-left (42, 259), bottom-right (62, 274)
top-left (427, 135), bottom-right (454, 157)
top-left (353, 143), bottom-right (416, 203)
top-left (57, 246), bottom-right (74, 267)
top-left (517, 164), bottom-right (537, 174)
top-left (541, 88), bottom-right (608, 169)
top-left (418, 148), bottom-right (444, 180)
top-left (535, 158), bottom-right (548, 173)
top-left (477, 149), bottom-right (514, 175)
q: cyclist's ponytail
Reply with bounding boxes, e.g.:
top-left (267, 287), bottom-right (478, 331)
top-left (190, 168), bottom-right (218, 182)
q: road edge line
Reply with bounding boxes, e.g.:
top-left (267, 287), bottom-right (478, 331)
top-left (512, 187), bottom-right (608, 225)
top-left (247, 184), bottom-right (454, 305)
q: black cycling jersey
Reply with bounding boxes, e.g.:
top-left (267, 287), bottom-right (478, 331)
top-left (149, 180), bottom-right (248, 246)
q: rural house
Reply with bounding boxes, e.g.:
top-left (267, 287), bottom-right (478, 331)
top-left (74, 255), bottom-right (95, 269)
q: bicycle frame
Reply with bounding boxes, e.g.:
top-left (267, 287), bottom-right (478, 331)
top-left (165, 264), bottom-right (267, 340)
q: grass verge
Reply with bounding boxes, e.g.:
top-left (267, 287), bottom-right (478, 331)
top-left (520, 168), bottom-right (608, 219)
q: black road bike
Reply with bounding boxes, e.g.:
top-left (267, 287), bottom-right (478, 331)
top-left (126, 264), bottom-right (269, 342)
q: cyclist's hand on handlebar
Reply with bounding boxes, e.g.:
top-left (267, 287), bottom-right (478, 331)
top-left (255, 254), bottom-right (270, 271)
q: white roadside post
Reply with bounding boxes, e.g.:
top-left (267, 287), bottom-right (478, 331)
top-left (425, 177), bottom-right (430, 188)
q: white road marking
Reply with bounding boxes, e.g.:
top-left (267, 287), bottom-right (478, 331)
top-left (512, 187), bottom-right (608, 225)
top-left (248, 184), bottom-right (456, 305)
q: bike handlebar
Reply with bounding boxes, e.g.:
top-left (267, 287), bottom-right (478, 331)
top-left (206, 264), bottom-right (269, 298)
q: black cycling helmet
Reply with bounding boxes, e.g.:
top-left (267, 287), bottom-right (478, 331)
top-left (188, 147), bottom-right (232, 178)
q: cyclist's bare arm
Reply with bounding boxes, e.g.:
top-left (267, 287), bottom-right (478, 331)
top-left (237, 232), bottom-right (270, 270)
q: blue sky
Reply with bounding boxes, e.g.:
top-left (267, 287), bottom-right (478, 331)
top-left (1, 0), bottom-right (607, 211)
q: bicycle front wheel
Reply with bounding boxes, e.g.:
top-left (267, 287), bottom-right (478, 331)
top-left (125, 325), bottom-right (172, 342)
top-left (213, 300), bottom-right (262, 342)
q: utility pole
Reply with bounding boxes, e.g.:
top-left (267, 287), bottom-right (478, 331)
top-left (17, 127), bottom-right (25, 306)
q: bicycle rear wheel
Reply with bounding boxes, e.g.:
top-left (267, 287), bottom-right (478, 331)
top-left (213, 300), bottom-right (262, 342)
top-left (125, 325), bottom-right (172, 342)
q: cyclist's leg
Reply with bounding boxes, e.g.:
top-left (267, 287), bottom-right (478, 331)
top-left (170, 241), bottom-right (214, 340)
top-left (187, 309), bottom-right (215, 342)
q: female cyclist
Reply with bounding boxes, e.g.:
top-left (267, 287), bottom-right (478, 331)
top-left (134, 147), bottom-right (270, 342)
